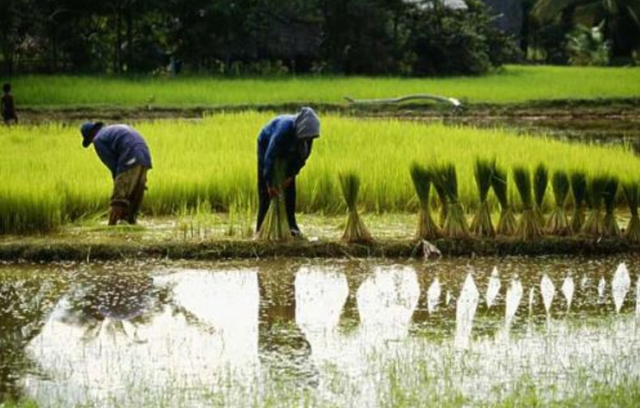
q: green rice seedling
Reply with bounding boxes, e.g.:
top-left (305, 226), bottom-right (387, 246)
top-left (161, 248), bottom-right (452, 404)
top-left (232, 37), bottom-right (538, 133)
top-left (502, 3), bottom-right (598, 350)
top-left (570, 172), bottom-right (587, 233)
top-left (547, 171), bottom-right (571, 235)
top-left (256, 161), bottom-right (291, 242)
top-left (410, 163), bottom-right (441, 240)
top-left (430, 165), bottom-right (448, 227)
top-left (533, 163), bottom-right (549, 229)
top-left (339, 172), bottom-right (373, 244)
top-left (471, 158), bottom-right (495, 237)
top-left (433, 164), bottom-right (469, 238)
top-left (491, 163), bottom-right (517, 236)
top-left (602, 176), bottom-right (620, 237)
top-left (623, 182), bottom-right (640, 243)
top-left (582, 175), bottom-right (608, 237)
top-left (514, 166), bottom-right (541, 240)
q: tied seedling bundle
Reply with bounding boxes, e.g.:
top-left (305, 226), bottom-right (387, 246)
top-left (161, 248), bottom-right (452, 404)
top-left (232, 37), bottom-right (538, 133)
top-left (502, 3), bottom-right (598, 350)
top-left (491, 163), bottom-right (517, 235)
top-left (471, 158), bottom-right (495, 237)
top-left (514, 166), bottom-right (541, 240)
top-left (533, 163), bottom-right (548, 229)
top-left (602, 176), bottom-right (620, 237)
top-left (547, 171), bottom-right (571, 235)
top-left (570, 171), bottom-right (587, 233)
top-left (582, 175), bottom-right (607, 236)
top-left (623, 181), bottom-right (640, 243)
top-left (256, 161), bottom-right (291, 242)
top-left (431, 165), bottom-right (448, 226)
top-left (433, 164), bottom-right (469, 238)
top-left (410, 163), bottom-right (441, 240)
top-left (339, 172), bottom-right (373, 243)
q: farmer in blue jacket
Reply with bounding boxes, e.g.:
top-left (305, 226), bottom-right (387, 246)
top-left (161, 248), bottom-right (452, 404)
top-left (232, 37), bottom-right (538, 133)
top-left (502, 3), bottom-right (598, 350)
top-left (80, 122), bottom-right (152, 225)
top-left (257, 107), bottom-right (320, 237)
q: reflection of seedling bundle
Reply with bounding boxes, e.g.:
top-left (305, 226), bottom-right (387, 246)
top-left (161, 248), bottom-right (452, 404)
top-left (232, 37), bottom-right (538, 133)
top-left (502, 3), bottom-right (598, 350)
top-left (623, 181), bottom-right (640, 243)
top-left (433, 164), bottom-right (469, 238)
top-left (471, 158), bottom-right (495, 237)
top-left (533, 163), bottom-right (548, 230)
top-left (582, 175), bottom-right (607, 236)
top-left (602, 176), bottom-right (620, 237)
top-left (570, 171), bottom-right (587, 233)
top-left (257, 161), bottom-right (291, 242)
top-left (491, 163), bottom-right (516, 236)
top-left (339, 172), bottom-right (373, 243)
top-left (547, 171), bottom-right (571, 235)
top-left (514, 166), bottom-right (541, 240)
top-left (410, 163), bottom-right (441, 240)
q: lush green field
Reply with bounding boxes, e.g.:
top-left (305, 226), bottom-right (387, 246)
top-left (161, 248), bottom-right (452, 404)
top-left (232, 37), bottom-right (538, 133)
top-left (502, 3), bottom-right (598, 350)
top-left (1, 113), bottom-right (639, 233)
top-left (5, 66), bottom-right (640, 108)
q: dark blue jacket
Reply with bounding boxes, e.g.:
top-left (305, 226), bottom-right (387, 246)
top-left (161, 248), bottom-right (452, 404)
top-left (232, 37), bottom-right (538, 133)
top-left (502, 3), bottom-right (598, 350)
top-left (93, 125), bottom-right (152, 178)
top-left (257, 115), bottom-right (312, 186)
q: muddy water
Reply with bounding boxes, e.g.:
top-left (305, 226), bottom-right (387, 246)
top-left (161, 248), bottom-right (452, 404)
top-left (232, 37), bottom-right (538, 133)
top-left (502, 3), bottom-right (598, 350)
top-left (1, 257), bottom-right (639, 407)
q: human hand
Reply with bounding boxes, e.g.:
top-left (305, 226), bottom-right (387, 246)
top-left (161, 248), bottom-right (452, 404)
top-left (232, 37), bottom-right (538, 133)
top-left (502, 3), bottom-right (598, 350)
top-left (282, 177), bottom-right (294, 189)
top-left (268, 186), bottom-right (281, 198)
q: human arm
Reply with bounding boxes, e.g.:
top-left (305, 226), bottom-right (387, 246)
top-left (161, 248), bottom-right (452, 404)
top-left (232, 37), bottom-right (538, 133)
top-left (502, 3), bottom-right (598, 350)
top-left (262, 120), bottom-right (294, 187)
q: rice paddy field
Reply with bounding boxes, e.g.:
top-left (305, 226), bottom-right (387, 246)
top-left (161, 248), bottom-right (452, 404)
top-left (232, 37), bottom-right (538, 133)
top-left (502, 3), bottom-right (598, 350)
top-left (1, 112), bottom-right (640, 234)
top-left (5, 65), bottom-right (640, 108)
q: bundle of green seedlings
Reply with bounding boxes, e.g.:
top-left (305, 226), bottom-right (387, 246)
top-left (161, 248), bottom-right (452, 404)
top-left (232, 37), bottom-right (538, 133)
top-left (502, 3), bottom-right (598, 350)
top-left (514, 166), bottom-right (542, 240)
top-left (339, 172), bottom-right (373, 243)
top-left (471, 158), bottom-right (495, 237)
top-left (623, 181), bottom-right (640, 243)
top-left (491, 163), bottom-right (517, 235)
top-left (533, 163), bottom-right (549, 230)
top-left (409, 163), bottom-right (441, 240)
top-left (602, 176), bottom-right (620, 237)
top-left (581, 175), bottom-right (608, 237)
top-left (546, 171), bottom-right (571, 235)
top-left (570, 171), bottom-right (587, 233)
top-left (256, 161), bottom-right (291, 242)
top-left (431, 165), bottom-right (449, 226)
top-left (432, 163), bottom-right (469, 238)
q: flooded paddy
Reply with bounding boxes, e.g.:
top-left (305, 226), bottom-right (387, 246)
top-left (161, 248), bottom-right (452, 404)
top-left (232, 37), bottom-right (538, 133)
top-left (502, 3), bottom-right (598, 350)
top-left (1, 256), bottom-right (639, 407)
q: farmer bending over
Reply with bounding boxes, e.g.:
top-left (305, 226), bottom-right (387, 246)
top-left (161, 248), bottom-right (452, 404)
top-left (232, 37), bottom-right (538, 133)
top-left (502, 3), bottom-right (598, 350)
top-left (1, 83), bottom-right (18, 125)
top-left (80, 122), bottom-right (152, 225)
top-left (257, 107), bottom-right (320, 237)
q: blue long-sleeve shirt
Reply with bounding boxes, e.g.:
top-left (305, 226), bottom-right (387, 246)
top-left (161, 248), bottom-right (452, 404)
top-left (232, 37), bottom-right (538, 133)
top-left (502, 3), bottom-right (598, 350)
top-left (93, 125), bottom-right (152, 178)
top-left (257, 115), bottom-right (312, 186)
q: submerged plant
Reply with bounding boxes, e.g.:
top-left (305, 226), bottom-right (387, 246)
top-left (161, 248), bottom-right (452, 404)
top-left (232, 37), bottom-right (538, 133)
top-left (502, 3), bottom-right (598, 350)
top-left (491, 163), bottom-right (517, 236)
top-left (533, 163), bottom-right (549, 229)
top-left (339, 172), bottom-right (373, 243)
top-left (570, 171), bottom-right (587, 233)
top-left (471, 158), bottom-right (495, 237)
top-left (256, 161), bottom-right (291, 242)
top-left (410, 163), bottom-right (441, 240)
top-left (514, 166), bottom-right (541, 240)
top-left (433, 164), bottom-right (469, 238)
top-left (547, 171), bottom-right (571, 235)
top-left (582, 175), bottom-right (608, 237)
top-left (623, 181), bottom-right (640, 243)
top-left (602, 176), bottom-right (620, 237)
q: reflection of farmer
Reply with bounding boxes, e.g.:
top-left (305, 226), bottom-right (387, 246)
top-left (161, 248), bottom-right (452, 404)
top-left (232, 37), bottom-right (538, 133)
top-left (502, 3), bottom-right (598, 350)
top-left (80, 123), bottom-right (152, 225)
top-left (257, 107), bottom-right (321, 237)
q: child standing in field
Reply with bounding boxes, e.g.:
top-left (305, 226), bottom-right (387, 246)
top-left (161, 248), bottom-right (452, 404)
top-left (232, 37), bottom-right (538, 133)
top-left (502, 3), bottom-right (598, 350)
top-left (1, 83), bottom-right (18, 125)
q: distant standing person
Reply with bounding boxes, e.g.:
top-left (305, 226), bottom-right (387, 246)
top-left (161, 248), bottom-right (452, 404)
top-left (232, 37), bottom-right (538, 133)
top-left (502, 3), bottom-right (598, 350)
top-left (256, 107), bottom-right (321, 237)
top-left (80, 122), bottom-right (152, 225)
top-left (1, 83), bottom-right (18, 125)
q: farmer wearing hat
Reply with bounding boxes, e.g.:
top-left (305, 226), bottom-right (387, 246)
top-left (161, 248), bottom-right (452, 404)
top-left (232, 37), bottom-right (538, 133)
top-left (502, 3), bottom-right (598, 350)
top-left (256, 107), bottom-right (320, 237)
top-left (80, 122), bottom-right (152, 225)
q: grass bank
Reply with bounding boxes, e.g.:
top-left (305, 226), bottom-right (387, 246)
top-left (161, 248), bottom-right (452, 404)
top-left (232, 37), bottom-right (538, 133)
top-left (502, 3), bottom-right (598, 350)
top-left (4, 66), bottom-right (640, 108)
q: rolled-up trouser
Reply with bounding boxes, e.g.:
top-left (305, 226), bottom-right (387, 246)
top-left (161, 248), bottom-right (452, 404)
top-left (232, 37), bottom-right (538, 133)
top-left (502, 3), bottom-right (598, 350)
top-left (110, 165), bottom-right (149, 225)
top-left (256, 164), bottom-right (299, 233)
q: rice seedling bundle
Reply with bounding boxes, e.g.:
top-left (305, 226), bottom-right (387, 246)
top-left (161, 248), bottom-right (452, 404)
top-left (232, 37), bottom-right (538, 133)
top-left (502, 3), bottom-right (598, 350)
top-left (570, 172), bottom-right (587, 233)
top-left (623, 182), bottom-right (640, 243)
top-left (471, 158), bottom-right (495, 237)
top-left (433, 164), bottom-right (469, 238)
top-left (256, 161), bottom-right (291, 242)
top-left (410, 163), bottom-right (441, 240)
top-left (430, 165), bottom-right (449, 227)
top-left (533, 163), bottom-right (549, 229)
top-left (602, 176), bottom-right (620, 237)
top-left (547, 171), bottom-right (571, 235)
top-left (581, 175), bottom-right (608, 237)
top-left (514, 167), bottom-right (541, 240)
top-left (491, 163), bottom-right (517, 236)
top-left (339, 172), bottom-right (373, 243)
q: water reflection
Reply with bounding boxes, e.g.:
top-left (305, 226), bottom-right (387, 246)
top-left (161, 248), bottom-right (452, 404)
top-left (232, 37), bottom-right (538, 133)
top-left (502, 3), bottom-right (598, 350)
top-left (455, 274), bottom-right (479, 349)
top-left (561, 275), bottom-right (575, 312)
top-left (486, 267), bottom-right (501, 309)
top-left (427, 277), bottom-right (441, 314)
top-left (612, 263), bottom-right (631, 314)
top-left (540, 274), bottom-right (555, 317)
